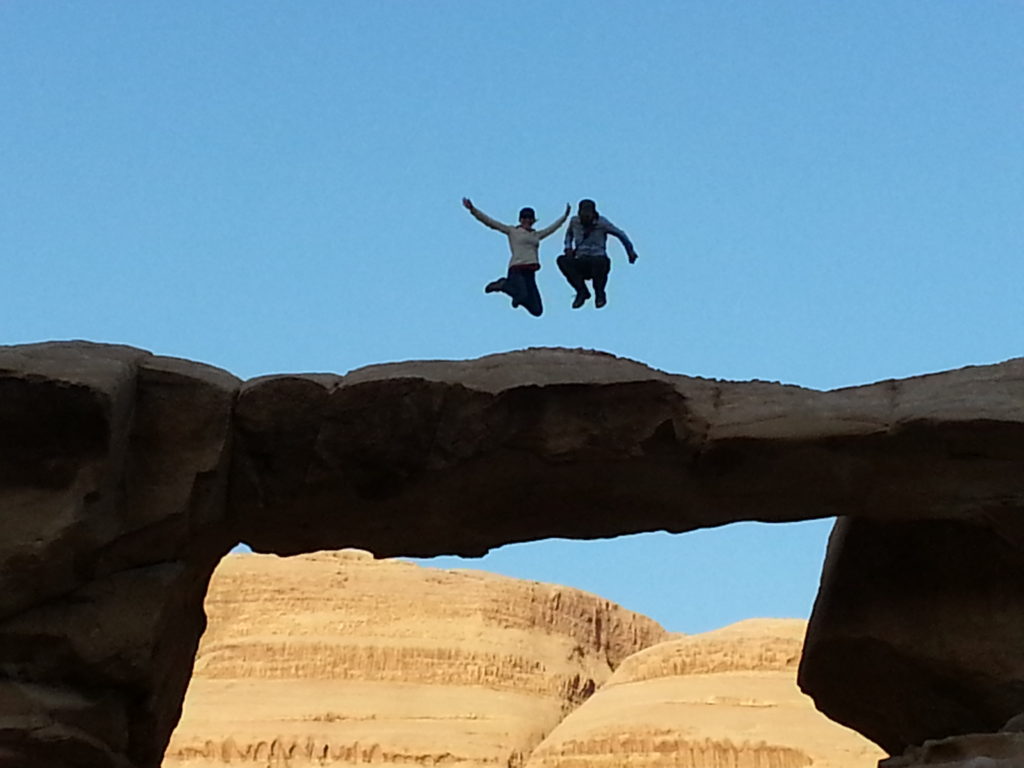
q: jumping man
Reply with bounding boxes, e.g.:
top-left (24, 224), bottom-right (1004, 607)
top-left (558, 199), bottom-right (639, 309)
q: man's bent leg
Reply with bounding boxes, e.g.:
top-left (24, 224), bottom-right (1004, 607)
top-left (557, 253), bottom-right (591, 307)
top-left (591, 256), bottom-right (611, 308)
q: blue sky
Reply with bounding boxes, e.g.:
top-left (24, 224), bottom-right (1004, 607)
top-left (3, 2), bottom-right (1020, 633)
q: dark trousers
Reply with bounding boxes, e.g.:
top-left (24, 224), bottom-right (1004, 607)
top-left (557, 253), bottom-right (611, 297)
top-left (502, 266), bottom-right (543, 317)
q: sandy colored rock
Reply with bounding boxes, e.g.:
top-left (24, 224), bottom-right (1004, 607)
top-left (525, 619), bottom-right (885, 768)
top-left (163, 551), bottom-right (667, 767)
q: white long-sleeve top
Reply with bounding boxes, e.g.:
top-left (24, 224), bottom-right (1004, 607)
top-left (469, 205), bottom-right (569, 268)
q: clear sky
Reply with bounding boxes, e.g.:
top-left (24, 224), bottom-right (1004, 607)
top-left (3, 2), bottom-right (1020, 633)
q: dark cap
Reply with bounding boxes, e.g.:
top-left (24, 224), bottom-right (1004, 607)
top-left (518, 207), bottom-right (536, 221)
top-left (578, 199), bottom-right (597, 212)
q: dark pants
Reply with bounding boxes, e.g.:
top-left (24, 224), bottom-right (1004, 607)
top-left (502, 266), bottom-right (543, 317)
top-left (557, 253), bottom-right (611, 297)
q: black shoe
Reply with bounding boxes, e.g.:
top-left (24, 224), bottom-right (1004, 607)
top-left (595, 292), bottom-right (607, 309)
top-left (485, 278), bottom-right (506, 293)
top-left (571, 289), bottom-right (591, 309)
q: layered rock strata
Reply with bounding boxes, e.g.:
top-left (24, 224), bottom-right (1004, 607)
top-left (2, 340), bottom-right (1024, 766)
top-left (163, 550), bottom-right (666, 767)
top-left (524, 619), bottom-right (884, 768)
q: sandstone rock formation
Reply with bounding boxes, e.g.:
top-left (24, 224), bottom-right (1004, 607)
top-left (163, 550), bottom-right (666, 767)
top-left (0, 342), bottom-right (239, 768)
top-left (798, 513), bottom-right (1024, 754)
top-left (163, 557), bottom-right (885, 768)
top-left (524, 619), bottom-right (884, 768)
top-left (2, 340), bottom-right (1023, 767)
top-left (232, 350), bottom-right (1024, 558)
top-left (881, 714), bottom-right (1024, 767)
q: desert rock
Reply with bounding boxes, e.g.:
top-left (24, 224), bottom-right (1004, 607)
top-left (525, 619), bottom-right (884, 768)
top-left (799, 514), bottom-right (1024, 755)
top-left (2, 341), bottom-right (1024, 766)
top-left (163, 551), bottom-right (667, 767)
top-left (233, 349), bottom-right (1024, 558)
top-left (0, 342), bottom-right (239, 768)
top-left (881, 730), bottom-right (1024, 767)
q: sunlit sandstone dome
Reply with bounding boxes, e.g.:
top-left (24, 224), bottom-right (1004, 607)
top-left (164, 551), bottom-right (883, 767)
top-left (526, 619), bottom-right (883, 768)
top-left (163, 550), bottom-right (665, 767)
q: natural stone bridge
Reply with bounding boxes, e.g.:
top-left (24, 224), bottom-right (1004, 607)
top-left (2, 341), bottom-right (1023, 768)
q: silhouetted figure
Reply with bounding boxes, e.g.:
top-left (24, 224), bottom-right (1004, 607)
top-left (558, 199), bottom-right (639, 309)
top-left (463, 198), bottom-right (570, 317)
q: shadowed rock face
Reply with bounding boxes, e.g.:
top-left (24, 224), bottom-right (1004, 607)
top-left (0, 343), bottom-right (239, 768)
top-left (799, 513), bottom-right (1024, 754)
top-left (1, 340), bottom-right (1023, 767)
top-left (881, 713), bottom-right (1024, 767)
top-left (232, 348), bottom-right (1024, 556)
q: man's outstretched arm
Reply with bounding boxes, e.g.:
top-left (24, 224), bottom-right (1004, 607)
top-left (604, 219), bottom-right (639, 263)
top-left (462, 197), bottom-right (512, 234)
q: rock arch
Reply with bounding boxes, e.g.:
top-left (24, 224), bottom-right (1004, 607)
top-left (1, 341), bottom-right (1022, 766)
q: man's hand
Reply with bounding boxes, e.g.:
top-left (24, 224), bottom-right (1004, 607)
top-left (563, 248), bottom-right (575, 258)
top-left (628, 252), bottom-right (639, 264)
top-left (564, 203), bottom-right (571, 214)
top-left (462, 197), bottom-right (474, 210)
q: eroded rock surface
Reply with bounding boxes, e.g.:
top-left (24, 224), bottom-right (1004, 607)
top-left (232, 350), bottom-right (1024, 557)
top-left (0, 342), bottom-right (239, 768)
top-left (799, 513), bottom-right (1024, 755)
top-left (882, 730), bottom-right (1024, 767)
top-left (163, 551), bottom-right (666, 767)
top-left (525, 619), bottom-right (884, 768)
top-left (2, 340), bottom-right (1024, 766)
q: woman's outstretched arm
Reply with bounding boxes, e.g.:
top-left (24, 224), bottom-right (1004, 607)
top-left (462, 197), bottom-right (511, 234)
top-left (537, 203), bottom-right (571, 240)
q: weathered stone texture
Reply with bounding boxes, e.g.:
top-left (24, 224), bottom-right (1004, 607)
top-left (524, 619), bottom-right (884, 768)
top-left (163, 550), bottom-right (666, 767)
top-left (233, 350), bottom-right (1024, 558)
top-left (799, 512), bottom-right (1024, 755)
top-left (882, 730), bottom-right (1024, 767)
top-left (0, 342), bottom-right (239, 768)
top-left (2, 341), bottom-right (1023, 766)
